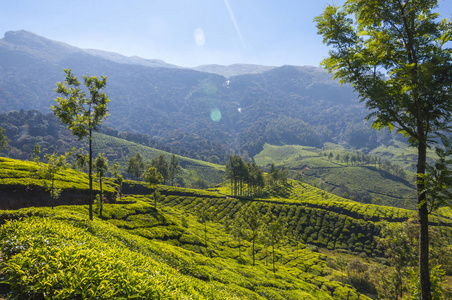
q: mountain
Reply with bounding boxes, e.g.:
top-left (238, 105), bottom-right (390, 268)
top-left (0, 30), bottom-right (391, 161)
top-left (192, 63), bottom-right (276, 77)
top-left (84, 48), bottom-right (180, 69)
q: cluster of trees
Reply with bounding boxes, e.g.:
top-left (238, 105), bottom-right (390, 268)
top-left (126, 152), bottom-right (180, 186)
top-left (326, 151), bottom-right (407, 179)
top-left (0, 110), bottom-right (78, 160)
top-left (229, 203), bottom-right (286, 273)
top-left (225, 155), bottom-right (290, 198)
top-left (225, 155), bottom-right (264, 197)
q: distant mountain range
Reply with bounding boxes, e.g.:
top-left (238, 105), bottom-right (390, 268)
top-left (0, 30), bottom-right (394, 161)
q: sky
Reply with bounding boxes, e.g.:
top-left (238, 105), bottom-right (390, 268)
top-left (1, 0), bottom-right (451, 68)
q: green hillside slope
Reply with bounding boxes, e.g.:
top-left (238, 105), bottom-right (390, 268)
top-left (254, 144), bottom-right (417, 208)
top-left (0, 196), bottom-right (369, 299)
top-left (92, 132), bottom-right (225, 187)
top-left (1, 157), bottom-right (451, 298)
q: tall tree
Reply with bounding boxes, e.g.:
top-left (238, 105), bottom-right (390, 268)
top-left (144, 165), bottom-right (163, 209)
top-left (151, 154), bottom-right (169, 184)
top-left (231, 212), bottom-right (247, 259)
top-left (32, 143), bottom-right (40, 162)
top-left (94, 153), bottom-right (108, 218)
top-left (0, 127), bottom-right (8, 151)
top-left (315, 2), bottom-right (452, 298)
top-left (196, 199), bottom-right (212, 248)
top-left (263, 211), bottom-right (286, 273)
top-left (241, 203), bottom-right (263, 266)
top-left (52, 69), bottom-right (110, 221)
top-left (111, 162), bottom-right (123, 198)
top-left (168, 154), bottom-right (180, 186)
top-left (126, 153), bottom-right (145, 180)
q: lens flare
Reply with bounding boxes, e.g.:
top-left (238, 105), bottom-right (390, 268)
top-left (194, 28), bottom-right (205, 46)
top-left (17, 123), bottom-right (29, 142)
top-left (210, 108), bottom-right (222, 122)
top-left (203, 82), bottom-right (217, 95)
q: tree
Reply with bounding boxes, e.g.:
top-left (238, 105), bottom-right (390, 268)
top-left (72, 149), bottom-right (88, 172)
top-left (241, 203), bottom-right (263, 266)
top-left (111, 162), bottom-right (123, 198)
top-left (315, 2), bottom-right (452, 298)
top-left (226, 155), bottom-right (248, 197)
top-left (263, 212), bottom-right (286, 273)
top-left (376, 221), bottom-right (418, 299)
top-left (94, 153), bottom-right (108, 218)
top-left (40, 152), bottom-right (69, 208)
top-left (151, 190), bottom-right (163, 209)
top-left (151, 154), bottom-right (169, 184)
top-left (32, 143), bottom-right (40, 162)
top-left (126, 153), bottom-right (145, 180)
top-left (144, 165), bottom-right (163, 188)
top-left (52, 69), bottom-right (110, 221)
top-left (196, 199), bottom-right (212, 248)
top-left (168, 154), bottom-right (180, 186)
top-left (0, 127), bottom-right (8, 151)
top-left (231, 213), bottom-right (247, 259)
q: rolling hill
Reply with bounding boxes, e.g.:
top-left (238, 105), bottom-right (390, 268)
top-left (254, 144), bottom-right (417, 208)
top-left (0, 157), bottom-right (451, 298)
top-left (0, 30), bottom-right (399, 162)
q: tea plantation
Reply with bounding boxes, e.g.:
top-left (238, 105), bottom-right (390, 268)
top-left (0, 158), bottom-right (451, 298)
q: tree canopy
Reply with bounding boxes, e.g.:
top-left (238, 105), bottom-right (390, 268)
top-left (52, 69), bottom-right (110, 221)
top-left (315, 1), bottom-right (452, 298)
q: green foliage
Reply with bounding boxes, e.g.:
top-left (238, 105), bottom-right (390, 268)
top-left (53, 69), bottom-right (109, 141)
top-left (0, 126), bottom-right (8, 150)
top-left (254, 143), bottom-right (416, 208)
top-left (126, 152), bottom-right (145, 180)
top-left (150, 154), bottom-right (169, 183)
top-left (53, 68), bottom-right (110, 221)
top-left (0, 157), bottom-right (115, 196)
top-left (93, 132), bottom-right (225, 187)
top-left (0, 197), bottom-right (371, 300)
top-left (144, 165), bottom-right (163, 188)
top-left (39, 152), bottom-right (70, 207)
top-left (315, 1), bottom-right (452, 297)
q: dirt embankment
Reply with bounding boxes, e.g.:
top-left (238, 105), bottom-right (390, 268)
top-left (0, 186), bottom-right (115, 210)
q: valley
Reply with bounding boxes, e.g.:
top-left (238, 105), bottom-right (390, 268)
top-left (0, 27), bottom-right (451, 299)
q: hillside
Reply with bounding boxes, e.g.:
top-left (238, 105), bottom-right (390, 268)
top-left (0, 109), bottom-right (225, 188)
top-left (254, 144), bottom-right (417, 208)
top-left (0, 157), bottom-right (452, 298)
top-left (0, 30), bottom-right (400, 161)
top-left (92, 132), bottom-right (225, 187)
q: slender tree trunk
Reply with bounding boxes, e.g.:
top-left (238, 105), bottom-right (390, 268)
top-left (238, 238), bottom-right (241, 258)
top-left (204, 221), bottom-right (207, 248)
top-left (272, 243), bottom-right (275, 273)
top-left (417, 137), bottom-right (431, 300)
top-left (99, 175), bottom-right (103, 218)
top-left (252, 238), bottom-right (255, 266)
top-left (89, 129), bottom-right (93, 221)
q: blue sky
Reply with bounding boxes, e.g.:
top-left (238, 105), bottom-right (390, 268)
top-left (1, 0), bottom-right (451, 67)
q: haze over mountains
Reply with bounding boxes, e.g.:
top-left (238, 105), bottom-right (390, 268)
top-left (0, 30), bottom-right (391, 162)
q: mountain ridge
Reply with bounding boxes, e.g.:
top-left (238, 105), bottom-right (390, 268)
top-left (0, 29), bottom-right (389, 160)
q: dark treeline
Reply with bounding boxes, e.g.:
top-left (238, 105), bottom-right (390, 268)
top-left (325, 151), bottom-right (407, 180)
top-left (225, 155), bottom-right (287, 197)
top-left (126, 152), bottom-right (181, 186)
